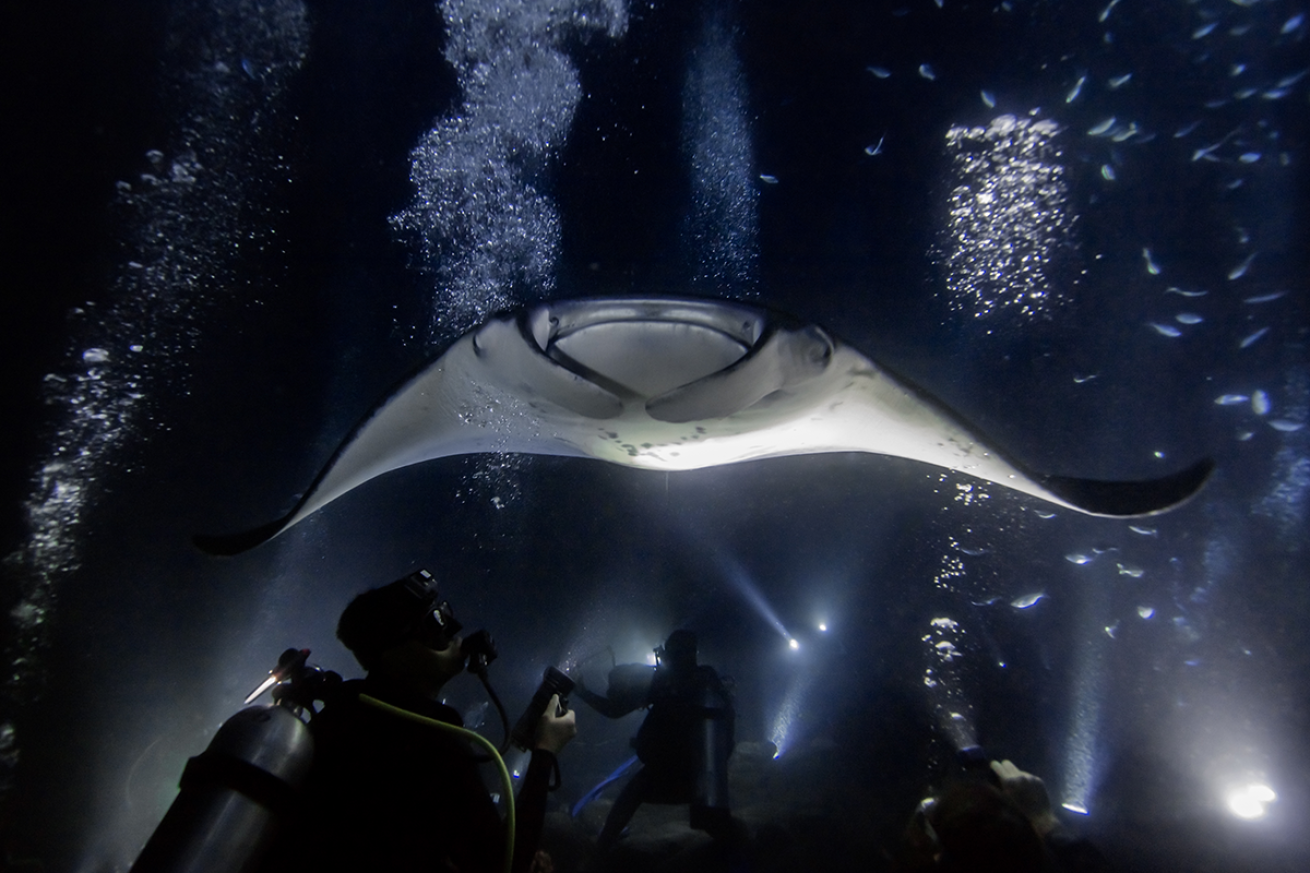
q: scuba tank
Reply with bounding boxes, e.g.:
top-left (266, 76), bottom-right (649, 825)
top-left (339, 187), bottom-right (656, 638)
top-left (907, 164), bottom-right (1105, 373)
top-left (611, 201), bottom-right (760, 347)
top-left (130, 649), bottom-right (337, 873)
top-left (690, 670), bottom-right (733, 833)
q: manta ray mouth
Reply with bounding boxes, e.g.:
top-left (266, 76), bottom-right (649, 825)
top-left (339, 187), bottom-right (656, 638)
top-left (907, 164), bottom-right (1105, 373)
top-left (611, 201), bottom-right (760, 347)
top-left (523, 297), bottom-right (766, 400)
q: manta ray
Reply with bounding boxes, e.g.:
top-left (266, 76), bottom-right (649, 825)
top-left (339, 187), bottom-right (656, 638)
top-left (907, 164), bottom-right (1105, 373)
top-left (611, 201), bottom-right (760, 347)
top-left (196, 296), bottom-right (1212, 555)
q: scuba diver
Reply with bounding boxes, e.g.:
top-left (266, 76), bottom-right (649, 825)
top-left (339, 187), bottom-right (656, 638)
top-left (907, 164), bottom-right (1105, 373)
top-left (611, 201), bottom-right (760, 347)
top-left (893, 755), bottom-right (1111, 873)
top-left (574, 630), bottom-right (735, 849)
top-left (262, 569), bottom-right (577, 873)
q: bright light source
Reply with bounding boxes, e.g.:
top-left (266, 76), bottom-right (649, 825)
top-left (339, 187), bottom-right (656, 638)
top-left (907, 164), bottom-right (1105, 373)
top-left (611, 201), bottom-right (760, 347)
top-left (1061, 802), bottom-right (1089, 815)
top-left (1226, 783), bottom-right (1276, 820)
top-left (788, 638), bottom-right (800, 651)
top-left (818, 622), bottom-right (828, 632)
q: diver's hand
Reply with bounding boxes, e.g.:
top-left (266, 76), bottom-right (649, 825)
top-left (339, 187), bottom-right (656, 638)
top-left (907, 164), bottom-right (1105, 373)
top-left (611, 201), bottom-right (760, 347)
top-left (535, 693), bottom-right (577, 755)
top-left (990, 760), bottom-right (1060, 836)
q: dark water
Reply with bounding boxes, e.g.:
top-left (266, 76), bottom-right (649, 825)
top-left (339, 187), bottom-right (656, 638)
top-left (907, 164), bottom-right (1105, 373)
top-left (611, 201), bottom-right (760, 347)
top-left (3, 0), bottom-right (1308, 871)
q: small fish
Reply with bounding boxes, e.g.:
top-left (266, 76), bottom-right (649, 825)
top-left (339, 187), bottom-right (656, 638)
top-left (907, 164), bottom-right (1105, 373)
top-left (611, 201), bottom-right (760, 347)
top-left (1129, 525), bottom-right (1158, 536)
top-left (1108, 73), bottom-right (1132, 89)
top-left (1034, 510), bottom-right (1057, 519)
top-left (1073, 374), bottom-right (1098, 384)
top-left (1261, 88), bottom-right (1291, 101)
top-left (981, 90), bottom-right (996, 108)
top-left (1238, 152), bottom-right (1261, 163)
top-left (1165, 287), bottom-right (1208, 297)
top-left (1239, 327), bottom-right (1269, 348)
top-left (1011, 592), bottom-right (1046, 609)
top-left (1230, 64), bottom-right (1247, 77)
top-left (759, 174), bottom-right (779, 184)
top-left (1192, 21), bottom-right (1217, 39)
top-left (1088, 117), bottom-right (1116, 136)
top-left (1204, 98), bottom-right (1230, 109)
top-left (1243, 291), bottom-right (1284, 303)
top-left (1098, 0), bottom-right (1121, 23)
top-left (1142, 248), bottom-right (1161, 275)
top-left (1214, 394), bottom-right (1250, 405)
top-left (867, 66), bottom-right (892, 79)
top-left (1137, 606), bottom-right (1155, 619)
top-left (1276, 70), bottom-right (1308, 88)
top-left (1269, 420), bottom-right (1305, 433)
top-left (1066, 74), bottom-right (1087, 103)
top-left (1101, 164), bottom-right (1117, 181)
top-left (1065, 553), bottom-right (1093, 565)
top-left (955, 545), bottom-right (989, 556)
top-left (1281, 13), bottom-right (1304, 34)
top-left (1117, 563), bottom-right (1144, 578)
top-left (1175, 313), bottom-right (1203, 325)
top-left (1149, 323), bottom-right (1182, 337)
top-left (1174, 120), bottom-right (1201, 138)
top-left (1227, 252), bottom-right (1256, 279)
top-left (1104, 623), bottom-right (1118, 639)
top-left (1234, 87), bottom-right (1258, 99)
top-left (1252, 390), bottom-right (1270, 416)
top-left (1110, 123), bottom-right (1140, 142)
top-left (864, 135), bottom-right (885, 156)
top-left (919, 64), bottom-right (936, 81)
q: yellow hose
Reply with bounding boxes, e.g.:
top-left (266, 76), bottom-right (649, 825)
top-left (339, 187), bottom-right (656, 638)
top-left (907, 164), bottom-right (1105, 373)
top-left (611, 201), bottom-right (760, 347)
top-left (358, 694), bottom-right (516, 873)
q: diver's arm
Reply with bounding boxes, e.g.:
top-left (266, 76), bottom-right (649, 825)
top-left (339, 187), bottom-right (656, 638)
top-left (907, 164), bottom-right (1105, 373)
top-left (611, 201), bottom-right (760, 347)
top-left (576, 668), bottom-right (652, 718)
top-left (572, 681), bottom-right (636, 718)
top-left (511, 696), bottom-right (576, 873)
top-left (991, 760), bottom-right (1111, 871)
top-left (510, 749), bottom-right (557, 873)
top-left (989, 760), bottom-right (1059, 836)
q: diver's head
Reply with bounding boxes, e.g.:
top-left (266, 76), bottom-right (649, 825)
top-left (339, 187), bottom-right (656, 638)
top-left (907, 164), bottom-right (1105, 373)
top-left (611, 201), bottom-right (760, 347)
top-left (337, 569), bottom-right (465, 673)
top-left (655, 629), bottom-right (698, 671)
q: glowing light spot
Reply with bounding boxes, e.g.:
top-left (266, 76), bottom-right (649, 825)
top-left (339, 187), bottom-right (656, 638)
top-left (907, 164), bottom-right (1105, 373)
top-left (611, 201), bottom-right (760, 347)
top-left (817, 622), bottom-right (828, 632)
top-left (1226, 783), bottom-right (1276, 819)
top-left (1062, 802), bottom-right (1089, 814)
top-left (788, 638), bottom-right (800, 651)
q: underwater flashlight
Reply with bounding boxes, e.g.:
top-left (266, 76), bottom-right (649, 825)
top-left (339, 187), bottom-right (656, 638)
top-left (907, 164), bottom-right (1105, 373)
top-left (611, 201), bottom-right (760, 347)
top-left (510, 666), bottom-right (575, 750)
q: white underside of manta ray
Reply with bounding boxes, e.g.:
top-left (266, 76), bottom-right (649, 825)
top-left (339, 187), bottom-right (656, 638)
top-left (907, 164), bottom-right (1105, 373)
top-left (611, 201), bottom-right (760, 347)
top-left (197, 296), bottom-right (1212, 555)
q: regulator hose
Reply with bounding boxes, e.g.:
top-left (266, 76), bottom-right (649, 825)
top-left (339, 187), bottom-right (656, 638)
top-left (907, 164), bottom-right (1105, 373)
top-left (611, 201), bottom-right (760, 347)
top-left (358, 694), bottom-right (516, 873)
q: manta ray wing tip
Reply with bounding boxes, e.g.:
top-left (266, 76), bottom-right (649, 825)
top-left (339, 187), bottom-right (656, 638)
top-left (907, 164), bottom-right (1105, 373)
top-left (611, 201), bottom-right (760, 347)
top-left (193, 516), bottom-right (290, 556)
top-left (1042, 457), bottom-right (1216, 517)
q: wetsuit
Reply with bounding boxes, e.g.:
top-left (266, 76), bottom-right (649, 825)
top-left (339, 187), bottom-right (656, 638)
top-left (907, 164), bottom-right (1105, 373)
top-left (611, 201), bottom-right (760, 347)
top-left (264, 677), bottom-right (556, 873)
top-left (576, 661), bottom-right (733, 846)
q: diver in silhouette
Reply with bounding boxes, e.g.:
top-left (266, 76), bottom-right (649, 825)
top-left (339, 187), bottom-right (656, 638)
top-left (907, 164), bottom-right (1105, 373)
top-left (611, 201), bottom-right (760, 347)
top-left (263, 569), bottom-right (576, 873)
top-left (895, 757), bottom-right (1110, 873)
top-left (574, 630), bottom-right (735, 849)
